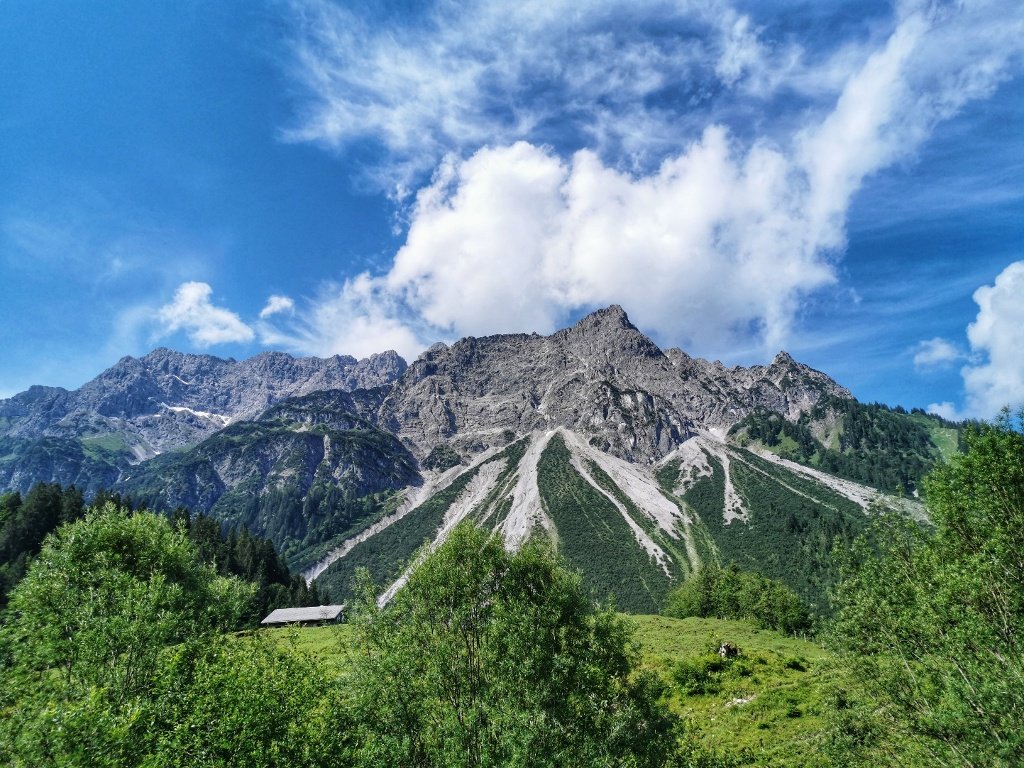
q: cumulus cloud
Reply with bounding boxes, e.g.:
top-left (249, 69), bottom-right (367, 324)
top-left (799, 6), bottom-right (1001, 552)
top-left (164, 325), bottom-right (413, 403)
top-left (258, 275), bottom-right (423, 361)
top-left (269, 0), bottom-right (1024, 363)
top-left (259, 294), bottom-right (295, 319)
top-left (156, 282), bottom-right (254, 347)
top-left (913, 337), bottom-right (964, 369)
top-left (387, 131), bottom-right (842, 349)
top-left (925, 262), bottom-right (1024, 419)
top-left (960, 261), bottom-right (1024, 416)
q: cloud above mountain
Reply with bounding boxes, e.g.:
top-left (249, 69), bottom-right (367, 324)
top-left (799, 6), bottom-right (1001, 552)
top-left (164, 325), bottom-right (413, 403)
top-left (930, 261), bottom-right (1024, 419)
top-left (156, 282), bottom-right (254, 347)
top-left (261, 0), bottom-right (1024, 370)
top-left (913, 338), bottom-right (964, 370)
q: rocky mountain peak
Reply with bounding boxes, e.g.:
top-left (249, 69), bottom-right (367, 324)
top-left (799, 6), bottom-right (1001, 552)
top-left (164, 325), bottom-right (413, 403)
top-left (379, 305), bottom-right (850, 463)
top-left (0, 305), bottom-right (854, 494)
top-left (575, 304), bottom-right (632, 330)
top-left (0, 347), bottom-right (410, 458)
top-left (358, 350), bottom-right (409, 385)
top-left (554, 305), bottom-right (664, 362)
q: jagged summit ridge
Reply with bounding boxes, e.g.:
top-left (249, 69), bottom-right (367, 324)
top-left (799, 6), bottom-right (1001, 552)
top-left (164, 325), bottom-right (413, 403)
top-left (0, 305), bottom-right (848, 494)
top-left (0, 348), bottom-right (408, 457)
top-left (381, 306), bottom-right (848, 463)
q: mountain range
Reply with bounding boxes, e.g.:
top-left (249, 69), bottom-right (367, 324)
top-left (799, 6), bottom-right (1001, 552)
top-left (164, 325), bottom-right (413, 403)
top-left (0, 306), bottom-right (954, 612)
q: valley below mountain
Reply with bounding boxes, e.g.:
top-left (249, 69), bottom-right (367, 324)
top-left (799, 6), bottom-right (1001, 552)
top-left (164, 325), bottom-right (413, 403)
top-left (0, 306), bottom-right (953, 611)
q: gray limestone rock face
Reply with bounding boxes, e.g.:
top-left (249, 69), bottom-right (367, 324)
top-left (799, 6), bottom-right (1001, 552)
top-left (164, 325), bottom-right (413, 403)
top-left (379, 305), bottom-right (848, 462)
top-left (0, 305), bottom-right (850, 495)
top-left (0, 348), bottom-right (408, 456)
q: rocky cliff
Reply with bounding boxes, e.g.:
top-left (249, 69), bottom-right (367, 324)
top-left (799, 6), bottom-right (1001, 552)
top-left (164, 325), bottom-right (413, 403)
top-left (0, 348), bottom-right (406, 462)
top-left (380, 305), bottom-right (848, 463)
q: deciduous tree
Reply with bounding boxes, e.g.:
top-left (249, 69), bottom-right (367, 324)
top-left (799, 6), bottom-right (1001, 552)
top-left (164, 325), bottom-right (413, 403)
top-left (830, 413), bottom-right (1024, 766)
top-left (0, 503), bottom-right (253, 766)
top-left (351, 522), bottom-right (681, 767)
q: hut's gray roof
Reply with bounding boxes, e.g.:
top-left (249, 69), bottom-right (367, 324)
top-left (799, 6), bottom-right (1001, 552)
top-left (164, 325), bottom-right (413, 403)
top-left (260, 605), bottom-right (345, 625)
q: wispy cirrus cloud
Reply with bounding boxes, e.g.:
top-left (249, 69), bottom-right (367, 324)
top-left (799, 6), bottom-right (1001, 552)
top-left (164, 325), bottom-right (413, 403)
top-left (270, 0), bottom-right (1024, 369)
top-left (284, 0), bottom-right (797, 191)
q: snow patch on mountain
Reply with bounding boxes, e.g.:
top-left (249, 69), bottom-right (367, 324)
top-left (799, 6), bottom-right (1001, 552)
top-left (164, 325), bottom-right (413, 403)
top-left (162, 404), bottom-right (232, 427)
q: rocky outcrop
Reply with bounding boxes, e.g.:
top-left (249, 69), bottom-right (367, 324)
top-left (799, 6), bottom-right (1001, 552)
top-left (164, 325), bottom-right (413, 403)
top-left (0, 348), bottom-right (408, 456)
top-left (380, 305), bottom-right (848, 463)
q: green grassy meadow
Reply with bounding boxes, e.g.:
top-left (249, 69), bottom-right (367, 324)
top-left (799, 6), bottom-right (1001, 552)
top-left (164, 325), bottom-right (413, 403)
top-left (632, 616), bottom-right (837, 767)
top-left (273, 614), bottom-right (839, 768)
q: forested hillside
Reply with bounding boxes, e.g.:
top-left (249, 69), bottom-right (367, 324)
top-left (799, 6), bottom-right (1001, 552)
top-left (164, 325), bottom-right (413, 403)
top-left (0, 483), bottom-right (320, 621)
top-left (675, 446), bottom-right (867, 612)
top-left (729, 396), bottom-right (961, 494)
top-left (117, 408), bottom-right (421, 572)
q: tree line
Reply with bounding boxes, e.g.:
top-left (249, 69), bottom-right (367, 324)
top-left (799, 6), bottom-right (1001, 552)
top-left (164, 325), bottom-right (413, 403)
top-left (0, 483), bottom-right (321, 621)
top-left (826, 412), bottom-right (1024, 766)
top-left (731, 396), bottom-right (959, 493)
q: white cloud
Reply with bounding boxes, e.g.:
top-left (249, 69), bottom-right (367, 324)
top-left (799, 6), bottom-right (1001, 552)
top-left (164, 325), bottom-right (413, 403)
top-left (383, 131), bottom-right (843, 350)
top-left (926, 401), bottom-right (960, 421)
top-left (285, 1), bottom-right (1023, 191)
top-left (284, 0), bottom-right (789, 190)
top-left (270, 0), bottom-right (1024, 364)
top-left (913, 337), bottom-right (964, 369)
top-left (156, 282), bottom-right (254, 347)
top-left (715, 13), bottom-right (766, 88)
top-left (960, 261), bottom-right (1024, 416)
top-left (924, 261), bottom-right (1024, 420)
top-left (259, 294), bottom-right (295, 319)
top-left (258, 275), bottom-right (423, 360)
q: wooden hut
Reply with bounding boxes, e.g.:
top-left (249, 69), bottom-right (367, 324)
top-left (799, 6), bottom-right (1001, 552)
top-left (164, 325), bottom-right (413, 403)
top-left (260, 604), bottom-right (346, 627)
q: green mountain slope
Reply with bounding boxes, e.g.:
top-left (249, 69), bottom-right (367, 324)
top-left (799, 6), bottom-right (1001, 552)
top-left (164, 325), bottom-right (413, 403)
top-left (728, 396), bottom-right (961, 494)
top-left (0, 435), bottom-right (132, 496)
top-left (310, 428), bottom-right (910, 613)
top-left (673, 445), bottom-right (867, 611)
top-left (118, 397), bottom-right (420, 570)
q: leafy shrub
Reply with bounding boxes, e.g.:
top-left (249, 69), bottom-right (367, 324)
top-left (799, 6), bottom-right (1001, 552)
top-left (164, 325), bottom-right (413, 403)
top-left (673, 653), bottom-right (731, 695)
top-left (664, 563), bottom-right (813, 635)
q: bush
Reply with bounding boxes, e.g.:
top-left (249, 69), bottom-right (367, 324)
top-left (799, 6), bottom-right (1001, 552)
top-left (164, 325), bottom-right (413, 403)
top-left (664, 563), bottom-right (813, 635)
top-left (351, 521), bottom-right (681, 767)
top-left (672, 653), bottom-right (731, 695)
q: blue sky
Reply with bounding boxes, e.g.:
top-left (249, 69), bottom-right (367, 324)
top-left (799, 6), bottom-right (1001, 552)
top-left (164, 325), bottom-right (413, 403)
top-left (1, 0), bottom-right (1022, 418)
